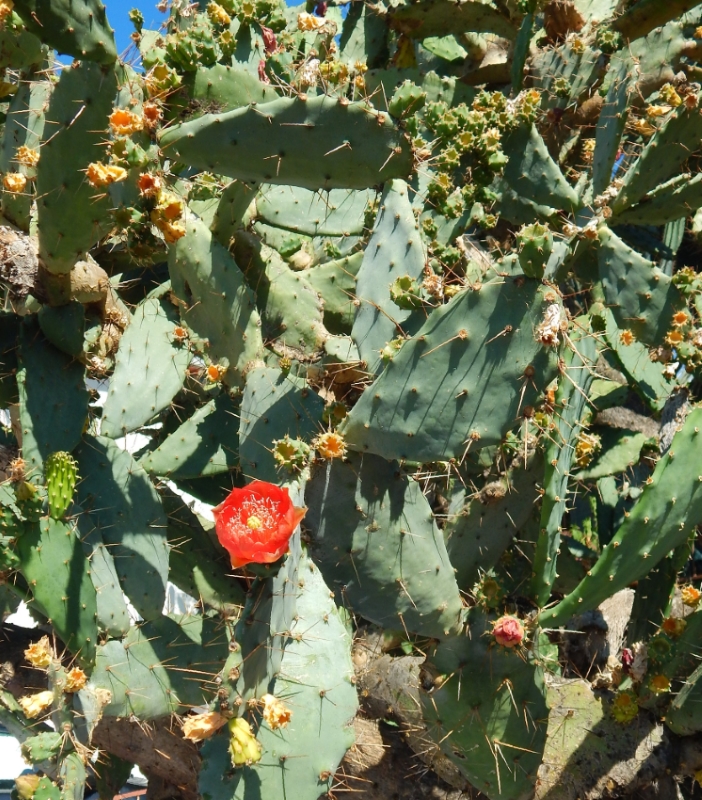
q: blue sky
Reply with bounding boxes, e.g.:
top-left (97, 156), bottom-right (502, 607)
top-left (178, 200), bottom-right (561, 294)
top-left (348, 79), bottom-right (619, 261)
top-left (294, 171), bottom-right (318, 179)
top-left (107, 0), bottom-right (168, 57)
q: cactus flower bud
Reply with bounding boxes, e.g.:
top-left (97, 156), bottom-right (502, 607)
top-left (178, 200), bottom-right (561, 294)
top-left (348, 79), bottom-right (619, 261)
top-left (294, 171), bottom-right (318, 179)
top-left (213, 481), bottom-right (307, 568)
top-left (492, 616), bottom-right (524, 648)
top-left (228, 717), bottom-right (262, 766)
top-left (14, 774), bottom-right (40, 800)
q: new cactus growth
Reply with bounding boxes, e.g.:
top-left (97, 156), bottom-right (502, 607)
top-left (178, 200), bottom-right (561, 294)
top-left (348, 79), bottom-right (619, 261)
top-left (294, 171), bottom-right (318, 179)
top-left (2, 0), bottom-right (702, 798)
top-left (44, 451), bottom-right (77, 520)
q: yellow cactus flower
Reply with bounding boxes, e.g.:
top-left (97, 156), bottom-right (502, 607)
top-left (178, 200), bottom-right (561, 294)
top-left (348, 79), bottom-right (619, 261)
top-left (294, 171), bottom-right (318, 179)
top-left (672, 310), bottom-right (690, 327)
top-left (682, 585), bottom-right (702, 608)
top-left (153, 192), bottom-right (184, 221)
top-left (156, 218), bottom-right (186, 243)
top-left (611, 690), bottom-right (638, 724)
top-left (649, 674), bottom-right (671, 694)
top-left (18, 690), bottom-right (54, 719)
top-left (314, 431), bottom-right (347, 460)
top-left (3, 172), bottom-right (27, 193)
top-left (64, 667), bottom-right (87, 693)
top-left (16, 146), bottom-right (40, 168)
top-left (182, 710), bottom-right (228, 742)
top-left (619, 329), bottom-right (635, 346)
top-left (207, 1), bottom-right (231, 25)
top-left (109, 108), bottom-right (144, 136)
top-left (86, 162), bottom-right (128, 188)
top-left (646, 104), bottom-right (671, 118)
top-left (24, 637), bottom-right (53, 669)
top-left (261, 694), bottom-right (292, 730)
top-left (0, 0), bottom-right (13, 22)
top-left (228, 717), bottom-right (262, 767)
top-left (297, 11), bottom-right (326, 30)
top-left (662, 616), bottom-right (686, 637)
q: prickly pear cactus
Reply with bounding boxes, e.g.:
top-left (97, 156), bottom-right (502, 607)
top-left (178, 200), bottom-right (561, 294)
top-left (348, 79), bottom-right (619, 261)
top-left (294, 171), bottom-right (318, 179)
top-left (2, 0), bottom-right (702, 798)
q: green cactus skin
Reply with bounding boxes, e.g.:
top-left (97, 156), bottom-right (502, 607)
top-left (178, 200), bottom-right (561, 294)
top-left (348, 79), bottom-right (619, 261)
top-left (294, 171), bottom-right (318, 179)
top-left (597, 225), bottom-right (684, 346)
top-left (591, 56), bottom-right (633, 196)
top-left (26, 776), bottom-right (60, 800)
top-left (257, 184), bottom-right (374, 237)
top-left (159, 95), bottom-right (413, 191)
top-left (141, 391), bottom-right (240, 479)
top-left (12, 0), bottom-right (116, 64)
top-left (0, 73), bottom-right (51, 231)
top-left (611, 94), bottom-right (702, 216)
top-left (306, 451), bottom-right (463, 638)
top-left (17, 517), bottom-right (97, 666)
top-left (343, 279), bottom-right (561, 462)
top-left (59, 751), bottom-right (86, 800)
top-left (101, 296), bottom-right (192, 438)
top-left (666, 660), bottom-right (702, 735)
top-left (387, 0), bottom-right (517, 41)
top-left (238, 366), bottom-right (324, 483)
top-left (36, 61), bottom-right (117, 274)
top-left (597, 307), bottom-right (674, 412)
top-left (352, 179), bottom-right (426, 374)
top-left (306, 251), bottom-right (362, 335)
top-left (531, 41), bottom-right (604, 110)
top-left (627, 540), bottom-right (691, 645)
top-left (169, 216), bottom-right (263, 387)
top-left (76, 519), bottom-right (131, 639)
top-left (224, 526), bottom-right (304, 705)
top-left (75, 435), bottom-right (168, 621)
top-left (445, 450), bottom-right (544, 591)
top-left (162, 490), bottom-right (245, 612)
top-left (541, 409), bottom-right (702, 629)
top-left (232, 231), bottom-right (326, 356)
top-left (531, 325), bottom-right (596, 606)
top-left (44, 451), bottom-right (78, 520)
top-left (496, 125), bottom-right (580, 223)
top-left (17, 319), bottom-right (88, 472)
top-left (201, 554), bottom-right (357, 800)
top-left (38, 302), bottom-right (85, 358)
top-left (516, 222), bottom-right (553, 279)
top-left (86, 614), bottom-right (228, 719)
top-left (21, 732), bottom-right (64, 765)
top-left (185, 63), bottom-right (279, 113)
top-left (420, 611), bottom-right (548, 800)
top-left (612, 0), bottom-right (702, 40)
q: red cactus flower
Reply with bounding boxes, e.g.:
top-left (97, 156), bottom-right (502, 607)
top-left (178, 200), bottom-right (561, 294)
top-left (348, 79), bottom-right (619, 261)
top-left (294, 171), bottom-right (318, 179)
top-left (213, 481), bottom-right (306, 568)
top-left (492, 616), bottom-right (524, 648)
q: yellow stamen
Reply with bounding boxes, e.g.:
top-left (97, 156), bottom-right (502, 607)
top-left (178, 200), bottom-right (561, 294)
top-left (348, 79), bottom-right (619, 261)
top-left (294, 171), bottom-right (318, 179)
top-left (246, 515), bottom-right (262, 530)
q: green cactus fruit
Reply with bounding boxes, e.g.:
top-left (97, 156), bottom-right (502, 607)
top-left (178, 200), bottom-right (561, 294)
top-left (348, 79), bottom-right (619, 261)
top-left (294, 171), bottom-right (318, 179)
top-left (272, 435), bottom-right (310, 474)
top-left (389, 274), bottom-right (424, 310)
top-left (388, 80), bottom-right (427, 118)
top-left (516, 222), bottom-right (553, 278)
top-left (44, 451), bottom-right (78, 520)
top-left (610, 690), bottom-right (639, 724)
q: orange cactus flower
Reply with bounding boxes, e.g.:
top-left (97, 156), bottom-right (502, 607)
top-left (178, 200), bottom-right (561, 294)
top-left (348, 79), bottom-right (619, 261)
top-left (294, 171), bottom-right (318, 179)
top-left (213, 481), bottom-right (307, 568)
top-left (109, 108), bottom-right (144, 136)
